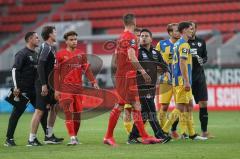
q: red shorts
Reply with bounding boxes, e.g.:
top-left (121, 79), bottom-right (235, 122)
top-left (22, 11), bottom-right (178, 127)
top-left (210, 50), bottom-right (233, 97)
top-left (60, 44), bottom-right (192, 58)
top-left (59, 93), bottom-right (83, 113)
top-left (115, 75), bottom-right (139, 105)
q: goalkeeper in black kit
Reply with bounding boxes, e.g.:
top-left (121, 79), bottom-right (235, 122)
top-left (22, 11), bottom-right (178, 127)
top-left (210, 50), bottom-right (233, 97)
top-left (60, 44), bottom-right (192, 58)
top-left (188, 21), bottom-right (214, 138)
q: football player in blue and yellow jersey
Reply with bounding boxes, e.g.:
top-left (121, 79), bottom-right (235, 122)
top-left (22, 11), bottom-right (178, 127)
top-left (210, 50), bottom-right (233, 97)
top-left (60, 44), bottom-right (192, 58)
top-left (155, 23), bottom-right (180, 139)
top-left (162, 21), bottom-right (207, 140)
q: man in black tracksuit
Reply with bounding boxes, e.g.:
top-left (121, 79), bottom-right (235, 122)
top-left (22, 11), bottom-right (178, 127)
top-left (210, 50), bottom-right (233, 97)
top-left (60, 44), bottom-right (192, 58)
top-left (4, 32), bottom-right (41, 146)
top-left (188, 22), bottom-right (213, 138)
top-left (128, 29), bottom-right (171, 144)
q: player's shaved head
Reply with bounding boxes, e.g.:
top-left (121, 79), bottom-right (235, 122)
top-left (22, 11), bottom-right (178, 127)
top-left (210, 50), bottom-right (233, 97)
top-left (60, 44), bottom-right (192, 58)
top-left (123, 13), bottom-right (136, 26)
top-left (178, 21), bottom-right (192, 33)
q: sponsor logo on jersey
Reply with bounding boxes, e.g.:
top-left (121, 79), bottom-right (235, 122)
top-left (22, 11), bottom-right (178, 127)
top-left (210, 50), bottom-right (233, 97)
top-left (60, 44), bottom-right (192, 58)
top-left (198, 42), bottom-right (202, 47)
top-left (130, 39), bottom-right (136, 47)
top-left (190, 48), bottom-right (197, 55)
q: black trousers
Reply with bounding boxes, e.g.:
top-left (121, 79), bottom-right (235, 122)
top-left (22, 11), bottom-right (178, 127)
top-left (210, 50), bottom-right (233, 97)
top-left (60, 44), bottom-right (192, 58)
top-left (130, 97), bottom-right (165, 139)
top-left (6, 90), bottom-right (48, 139)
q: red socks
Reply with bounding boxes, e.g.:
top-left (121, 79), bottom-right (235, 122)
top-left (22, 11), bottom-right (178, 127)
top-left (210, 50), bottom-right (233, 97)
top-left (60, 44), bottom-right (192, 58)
top-left (65, 120), bottom-right (76, 136)
top-left (73, 120), bottom-right (80, 134)
top-left (105, 107), bottom-right (121, 138)
top-left (65, 111), bottom-right (81, 136)
top-left (105, 108), bottom-right (149, 138)
top-left (132, 110), bottom-right (149, 138)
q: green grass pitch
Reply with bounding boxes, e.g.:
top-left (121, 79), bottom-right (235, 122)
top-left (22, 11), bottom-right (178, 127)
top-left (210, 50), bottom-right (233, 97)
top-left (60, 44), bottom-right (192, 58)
top-left (0, 111), bottom-right (240, 159)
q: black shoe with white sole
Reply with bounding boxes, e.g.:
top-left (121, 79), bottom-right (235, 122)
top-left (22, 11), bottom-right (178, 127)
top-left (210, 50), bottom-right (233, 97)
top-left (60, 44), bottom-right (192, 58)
top-left (4, 138), bottom-right (16, 147)
top-left (127, 137), bottom-right (141, 144)
top-left (161, 135), bottom-right (172, 144)
top-left (52, 134), bottom-right (64, 142)
top-left (27, 138), bottom-right (42, 146)
top-left (44, 134), bottom-right (63, 144)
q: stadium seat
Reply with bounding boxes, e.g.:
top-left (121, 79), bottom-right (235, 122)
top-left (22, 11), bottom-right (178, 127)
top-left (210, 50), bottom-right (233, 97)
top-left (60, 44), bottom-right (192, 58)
top-left (22, 0), bottom-right (64, 5)
top-left (0, 14), bottom-right (37, 24)
top-left (222, 33), bottom-right (235, 42)
top-left (0, 24), bottom-right (22, 32)
top-left (0, 0), bottom-right (14, 6)
top-left (8, 4), bottom-right (52, 14)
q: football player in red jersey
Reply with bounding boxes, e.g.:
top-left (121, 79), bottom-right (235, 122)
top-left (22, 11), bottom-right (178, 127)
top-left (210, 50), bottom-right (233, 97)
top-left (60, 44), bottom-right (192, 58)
top-left (54, 31), bottom-right (99, 145)
top-left (123, 27), bottom-right (142, 135)
top-left (103, 13), bottom-right (162, 147)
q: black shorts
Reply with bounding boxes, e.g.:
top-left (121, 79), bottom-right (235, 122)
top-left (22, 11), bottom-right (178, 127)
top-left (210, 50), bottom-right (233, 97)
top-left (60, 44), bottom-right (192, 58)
top-left (35, 80), bottom-right (57, 111)
top-left (192, 77), bottom-right (208, 104)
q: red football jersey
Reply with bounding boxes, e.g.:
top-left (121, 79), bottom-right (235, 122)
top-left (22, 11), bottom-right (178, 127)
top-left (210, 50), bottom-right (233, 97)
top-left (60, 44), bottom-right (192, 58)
top-left (54, 49), bottom-right (96, 93)
top-left (115, 31), bottom-right (138, 78)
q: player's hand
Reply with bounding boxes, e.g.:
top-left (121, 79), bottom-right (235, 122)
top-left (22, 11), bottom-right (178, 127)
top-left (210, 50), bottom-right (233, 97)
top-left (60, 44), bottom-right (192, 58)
top-left (41, 84), bottom-right (48, 96)
top-left (13, 88), bottom-right (20, 97)
top-left (93, 83), bottom-right (100, 89)
top-left (54, 91), bottom-right (60, 100)
top-left (195, 55), bottom-right (204, 66)
top-left (140, 70), bottom-right (152, 84)
top-left (184, 82), bottom-right (191, 92)
top-left (197, 56), bottom-right (204, 66)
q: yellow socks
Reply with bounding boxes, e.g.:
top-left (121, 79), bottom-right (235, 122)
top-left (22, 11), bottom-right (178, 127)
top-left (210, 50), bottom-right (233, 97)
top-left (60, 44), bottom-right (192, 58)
top-left (159, 109), bottom-right (167, 128)
top-left (123, 121), bottom-right (133, 134)
top-left (162, 108), bottom-right (180, 133)
top-left (179, 112), bottom-right (187, 135)
top-left (186, 112), bottom-right (196, 136)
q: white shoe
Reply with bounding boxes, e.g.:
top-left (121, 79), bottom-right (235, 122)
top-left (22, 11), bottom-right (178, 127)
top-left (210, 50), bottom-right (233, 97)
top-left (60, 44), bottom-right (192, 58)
top-left (67, 137), bottom-right (79, 146)
top-left (192, 135), bottom-right (208, 141)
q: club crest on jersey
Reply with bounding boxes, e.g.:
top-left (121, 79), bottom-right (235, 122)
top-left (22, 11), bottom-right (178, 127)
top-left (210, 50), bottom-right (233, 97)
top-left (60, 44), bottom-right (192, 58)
top-left (152, 50), bottom-right (157, 55)
top-left (142, 52), bottom-right (148, 59)
top-left (152, 50), bottom-right (158, 60)
top-left (77, 54), bottom-right (82, 59)
top-left (182, 48), bottom-right (188, 54)
top-left (29, 56), bottom-right (33, 61)
top-left (130, 39), bottom-right (136, 46)
top-left (64, 56), bottom-right (69, 60)
top-left (198, 42), bottom-right (202, 47)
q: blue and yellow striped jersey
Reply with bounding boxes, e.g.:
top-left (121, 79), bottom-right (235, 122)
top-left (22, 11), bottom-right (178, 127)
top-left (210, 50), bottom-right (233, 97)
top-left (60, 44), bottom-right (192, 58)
top-left (172, 37), bottom-right (192, 86)
top-left (156, 39), bottom-right (174, 84)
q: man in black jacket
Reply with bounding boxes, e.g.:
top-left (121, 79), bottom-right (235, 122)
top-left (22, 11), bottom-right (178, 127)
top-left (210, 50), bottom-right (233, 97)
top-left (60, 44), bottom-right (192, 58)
top-left (188, 21), bottom-right (213, 138)
top-left (4, 32), bottom-right (40, 146)
top-left (127, 29), bottom-right (171, 144)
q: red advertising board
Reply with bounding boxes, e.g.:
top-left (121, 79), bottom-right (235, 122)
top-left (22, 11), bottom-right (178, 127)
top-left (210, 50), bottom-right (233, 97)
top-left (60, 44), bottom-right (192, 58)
top-left (80, 85), bottom-right (240, 111)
